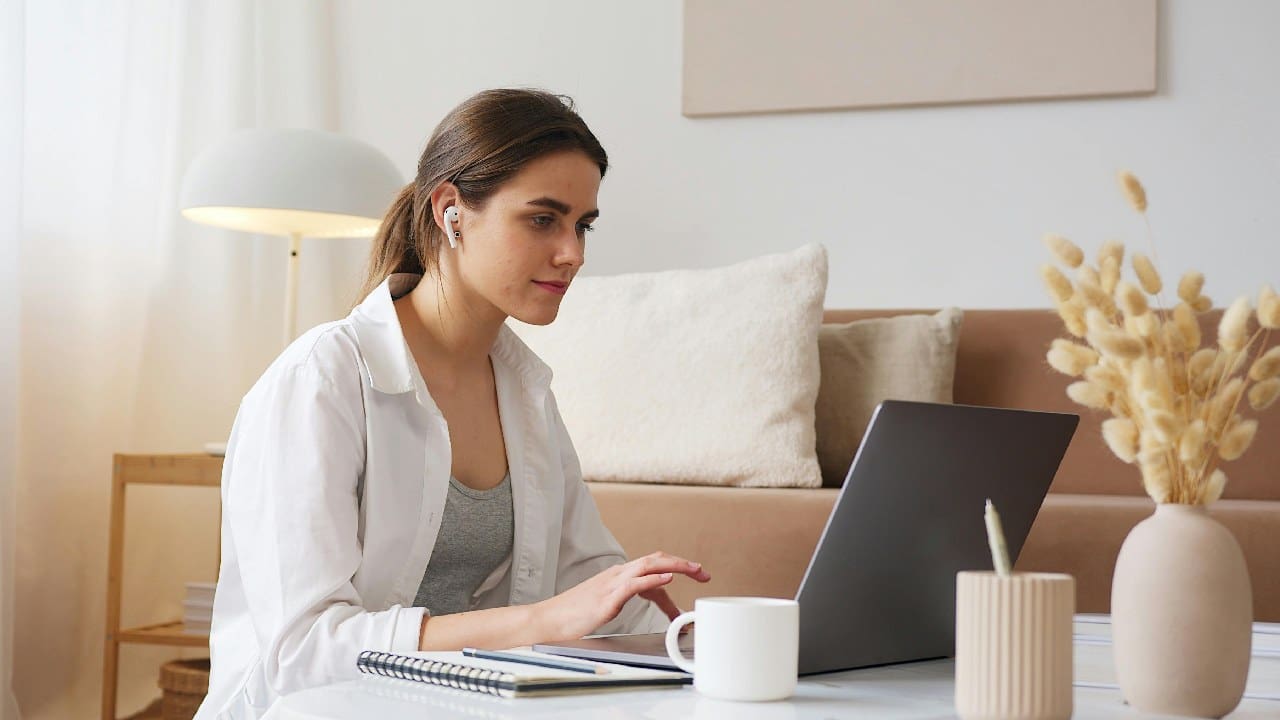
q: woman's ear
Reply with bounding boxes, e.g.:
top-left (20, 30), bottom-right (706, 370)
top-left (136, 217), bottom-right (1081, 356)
top-left (428, 182), bottom-right (462, 236)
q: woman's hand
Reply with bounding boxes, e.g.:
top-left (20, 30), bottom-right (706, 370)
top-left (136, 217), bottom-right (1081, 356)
top-left (535, 551), bottom-right (711, 642)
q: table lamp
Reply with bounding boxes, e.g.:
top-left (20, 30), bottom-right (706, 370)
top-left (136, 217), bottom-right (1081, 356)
top-left (179, 128), bottom-right (404, 345)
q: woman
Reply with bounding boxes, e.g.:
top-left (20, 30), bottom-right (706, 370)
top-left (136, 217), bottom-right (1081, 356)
top-left (197, 88), bottom-right (710, 719)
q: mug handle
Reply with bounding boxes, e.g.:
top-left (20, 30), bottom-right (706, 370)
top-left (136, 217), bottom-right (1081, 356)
top-left (665, 610), bottom-right (697, 674)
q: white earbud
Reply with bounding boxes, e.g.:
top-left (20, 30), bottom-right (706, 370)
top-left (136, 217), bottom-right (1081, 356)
top-left (442, 205), bottom-right (460, 249)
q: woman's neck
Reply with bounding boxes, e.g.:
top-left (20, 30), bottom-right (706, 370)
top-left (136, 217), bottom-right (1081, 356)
top-left (395, 272), bottom-right (505, 387)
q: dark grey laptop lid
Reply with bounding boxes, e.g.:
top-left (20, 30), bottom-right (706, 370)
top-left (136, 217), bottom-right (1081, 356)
top-left (534, 400), bottom-right (1077, 676)
top-left (796, 400), bottom-right (1077, 674)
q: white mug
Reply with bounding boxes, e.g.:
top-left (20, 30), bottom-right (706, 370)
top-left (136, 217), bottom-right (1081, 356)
top-left (665, 596), bottom-right (799, 702)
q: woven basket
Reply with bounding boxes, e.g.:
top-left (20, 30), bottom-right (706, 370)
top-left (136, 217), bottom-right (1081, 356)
top-left (158, 658), bottom-right (210, 720)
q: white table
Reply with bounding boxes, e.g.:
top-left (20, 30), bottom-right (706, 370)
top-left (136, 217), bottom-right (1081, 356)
top-left (269, 617), bottom-right (1280, 719)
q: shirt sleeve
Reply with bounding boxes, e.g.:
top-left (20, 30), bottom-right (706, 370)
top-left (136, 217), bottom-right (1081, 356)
top-left (547, 393), bottom-right (669, 635)
top-left (223, 361), bottom-right (426, 696)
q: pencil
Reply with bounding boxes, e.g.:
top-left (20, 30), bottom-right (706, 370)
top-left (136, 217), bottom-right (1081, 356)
top-left (462, 648), bottom-right (611, 675)
top-left (984, 498), bottom-right (1013, 577)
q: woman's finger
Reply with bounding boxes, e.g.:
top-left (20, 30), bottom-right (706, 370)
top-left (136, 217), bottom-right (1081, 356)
top-left (623, 572), bottom-right (673, 600)
top-left (623, 554), bottom-right (708, 581)
top-left (638, 586), bottom-right (682, 621)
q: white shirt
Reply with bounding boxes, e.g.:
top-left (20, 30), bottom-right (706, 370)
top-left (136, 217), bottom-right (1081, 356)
top-left (197, 274), bottom-right (667, 720)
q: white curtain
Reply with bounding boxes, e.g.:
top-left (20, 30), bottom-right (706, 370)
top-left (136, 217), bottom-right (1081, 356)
top-left (2, 0), bottom-right (24, 718)
top-left (14, 2), bottom-right (363, 717)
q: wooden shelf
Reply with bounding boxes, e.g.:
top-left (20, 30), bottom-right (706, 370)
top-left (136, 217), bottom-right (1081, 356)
top-left (117, 620), bottom-right (210, 648)
top-left (104, 453), bottom-right (223, 719)
top-left (113, 454), bottom-right (224, 487)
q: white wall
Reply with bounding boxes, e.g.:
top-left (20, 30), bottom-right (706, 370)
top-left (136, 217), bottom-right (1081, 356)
top-left (332, 0), bottom-right (1280, 309)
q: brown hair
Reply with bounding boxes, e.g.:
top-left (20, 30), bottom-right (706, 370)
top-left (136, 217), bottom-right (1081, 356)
top-left (357, 88), bottom-right (608, 302)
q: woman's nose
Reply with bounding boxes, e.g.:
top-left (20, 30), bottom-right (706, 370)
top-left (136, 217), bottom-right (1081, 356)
top-left (556, 232), bottom-right (585, 267)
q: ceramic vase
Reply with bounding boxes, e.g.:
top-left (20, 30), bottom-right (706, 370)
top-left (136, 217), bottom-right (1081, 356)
top-left (1111, 503), bottom-right (1252, 718)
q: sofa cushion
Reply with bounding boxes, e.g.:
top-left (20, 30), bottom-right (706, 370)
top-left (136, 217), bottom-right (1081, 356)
top-left (815, 308), bottom-right (963, 487)
top-left (512, 244), bottom-right (828, 488)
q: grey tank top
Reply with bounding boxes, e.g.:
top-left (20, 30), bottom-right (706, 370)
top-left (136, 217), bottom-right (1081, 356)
top-left (414, 473), bottom-right (514, 616)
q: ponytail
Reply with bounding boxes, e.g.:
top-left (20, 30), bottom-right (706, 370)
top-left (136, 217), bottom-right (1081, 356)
top-left (355, 183), bottom-right (431, 304)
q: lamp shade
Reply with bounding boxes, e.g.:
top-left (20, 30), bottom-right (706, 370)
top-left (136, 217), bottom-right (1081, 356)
top-left (180, 128), bottom-right (404, 238)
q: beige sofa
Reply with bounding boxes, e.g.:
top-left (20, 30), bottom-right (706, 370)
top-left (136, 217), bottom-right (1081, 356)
top-left (587, 309), bottom-right (1280, 621)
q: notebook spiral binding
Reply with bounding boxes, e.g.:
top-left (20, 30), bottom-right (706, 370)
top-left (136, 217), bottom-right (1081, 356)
top-left (357, 650), bottom-right (512, 697)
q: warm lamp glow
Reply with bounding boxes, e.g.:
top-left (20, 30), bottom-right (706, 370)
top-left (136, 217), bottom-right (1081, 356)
top-left (180, 206), bottom-right (382, 239)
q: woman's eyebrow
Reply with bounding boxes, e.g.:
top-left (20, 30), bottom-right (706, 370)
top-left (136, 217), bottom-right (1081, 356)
top-left (526, 197), bottom-right (600, 220)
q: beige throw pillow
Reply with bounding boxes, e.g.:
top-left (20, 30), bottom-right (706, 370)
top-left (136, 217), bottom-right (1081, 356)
top-left (511, 244), bottom-right (828, 488)
top-left (815, 309), bottom-right (964, 487)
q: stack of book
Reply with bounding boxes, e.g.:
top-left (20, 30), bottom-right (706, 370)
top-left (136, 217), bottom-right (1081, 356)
top-left (183, 582), bottom-right (215, 634)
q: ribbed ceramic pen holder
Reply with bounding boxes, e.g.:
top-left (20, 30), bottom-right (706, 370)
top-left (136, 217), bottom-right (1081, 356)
top-left (955, 571), bottom-right (1075, 720)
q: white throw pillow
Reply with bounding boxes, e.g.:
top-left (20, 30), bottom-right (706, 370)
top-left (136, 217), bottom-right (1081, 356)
top-left (510, 243), bottom-right (828, 488)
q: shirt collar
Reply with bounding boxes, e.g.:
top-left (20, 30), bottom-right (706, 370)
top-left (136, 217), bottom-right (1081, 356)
top-left (348, 273), bottom-right (553, 396)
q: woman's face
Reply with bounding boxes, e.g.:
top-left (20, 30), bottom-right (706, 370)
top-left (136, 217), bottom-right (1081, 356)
top-left (452, 150), bottom-right (601, 326)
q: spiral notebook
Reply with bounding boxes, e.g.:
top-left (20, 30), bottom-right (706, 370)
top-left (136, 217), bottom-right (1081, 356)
top-left (356, 649), bottom-right (690, 698)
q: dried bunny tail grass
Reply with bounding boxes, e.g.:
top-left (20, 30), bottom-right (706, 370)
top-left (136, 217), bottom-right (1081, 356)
top-left (1077, 275), bottom-right (1117, 317)
top-left (1090, 329), bottom-right (1145, 361)
top-left (1100, 255), bottom-right (1122, 295)
top-left (1044, 234), bottom-right (1084, 268)
top-left (1138, 452), bottom-right (1173, 503)
top-left (1250, 346), bottom-right (1280, 382)
top-left (1187, 348), bottom-right (1216, 381)
top-left (1191, 295), bottom-right (1214, 314)
top-left (1218, 418), bottom-right (1258, 461)
top-left (1178, 271), bottom-right (1206, 303)
top-left (1187, 351), bottom-right (1218, 392)
top-left (1085, 363), bottom-right (1126, 393)
top-left (1162, 322), bottom-right (1188, 355)
top-left (1178, 419), bottom-right (1209, 466)
top-left (1118, 171), bottom-right (1148, 213)
top-left (1047, 339), bottom-right (1099, 376)
top-left (1207, 377), bottom-right (1246, 437)
top-left (1117, 281), bottom-right (1149, 317)
top-left (1172, 303), bottom-right (1201, 350)
top-left (1040, 265), bottom-right (1075, 303)
top-left (1218, 296), bottom-right (1253, 353)
top-left (1200, 469), bottom-right (1227, 504)
top-left (1102, 418), bottom-right (1139, 463)
top-left (1259, 285), bottom-right (1280, 329)
top-left (1248, 377), bottom-right (1280, 411)
top-left (1126, 312), bottom-right (1159, 340)
top-left (1130, 357), bottom-right (1168, 410)
top-left (1098, 239), bottom-right (1126, 267)
top-left (1085, 306), bottom-right (1114, 335)
top-left (1067, 380), bottom-right (1110, 409)
top-left (1148, 410), bottom-right (1181, 445)
top-left (1170, 355), bottom-right (1190, 396)
top-left (1055, 299), bottom-right (1088, 337)
top-left (1131, 254), bottom-right (1163, 295)
top-left (1098, 242), bottom-right (1124, 295)
top-left (1151, 357), bottom-right (1177, 407)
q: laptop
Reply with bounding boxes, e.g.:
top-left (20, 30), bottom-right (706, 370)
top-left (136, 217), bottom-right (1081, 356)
top-left (534, 400), bottom-right (1078, 675)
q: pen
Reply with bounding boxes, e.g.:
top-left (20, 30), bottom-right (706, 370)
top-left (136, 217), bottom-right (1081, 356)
top-left (462, 648), bottom-right (611, 675)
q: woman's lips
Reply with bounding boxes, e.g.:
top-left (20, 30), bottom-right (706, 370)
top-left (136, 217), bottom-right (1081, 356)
top-left (533, 280), bottom-right (568, 295)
